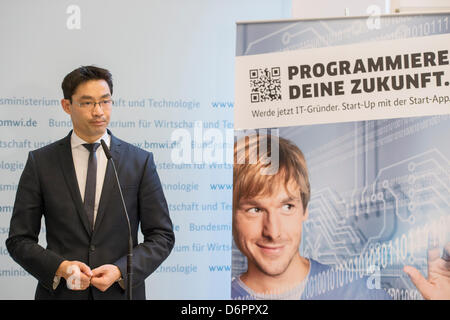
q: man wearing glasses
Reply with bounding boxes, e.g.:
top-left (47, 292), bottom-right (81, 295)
top-left (6, 65), bottom-right (175, 299)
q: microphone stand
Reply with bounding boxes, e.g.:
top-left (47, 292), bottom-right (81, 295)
top-left (101, 139), bottom-right (133, 300)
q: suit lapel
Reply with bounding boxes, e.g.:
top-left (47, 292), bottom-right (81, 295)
top-left (57, 131), bottom-right (93, 237)
top-left (93, 133), bottom-right (124, 235)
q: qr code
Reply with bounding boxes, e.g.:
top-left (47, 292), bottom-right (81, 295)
top-left (249, 67), bottom-right (281, 103)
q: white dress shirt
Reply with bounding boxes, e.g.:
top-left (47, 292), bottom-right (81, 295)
top-left (53, 130), bottom-right (110, 290)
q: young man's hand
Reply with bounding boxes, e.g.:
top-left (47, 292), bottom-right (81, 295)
top-left (404, 241), bottom-right (450, 300)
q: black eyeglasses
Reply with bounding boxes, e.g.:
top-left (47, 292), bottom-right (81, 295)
top-left (71, 99), bottom-right (114, 109)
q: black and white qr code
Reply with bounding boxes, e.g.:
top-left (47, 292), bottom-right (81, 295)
top-left (249, 67), bottom-right (281, 103)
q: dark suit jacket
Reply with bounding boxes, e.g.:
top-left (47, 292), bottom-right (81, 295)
top-left (6, 130), bottom-right (175, 300)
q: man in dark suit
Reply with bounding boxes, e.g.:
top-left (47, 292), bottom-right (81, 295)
top-left (6, 65), bottom-right (175, 299)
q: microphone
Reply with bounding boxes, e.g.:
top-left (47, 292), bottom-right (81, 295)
top-left (100, 139), bottom-right (133, 300)
top-left (100, 139), bottom-right (113, 160)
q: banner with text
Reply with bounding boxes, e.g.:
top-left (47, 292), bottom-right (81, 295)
top-left (235, 33), bottom-right (450, 130)
top-left (232, 13), bottom-right (450, 300)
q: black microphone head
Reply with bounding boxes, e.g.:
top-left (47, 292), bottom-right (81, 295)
top-left (100, 139), bottom-right (112, 160)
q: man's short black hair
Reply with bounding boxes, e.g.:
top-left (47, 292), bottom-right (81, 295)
top-left (62, 65), bottom-right (113, 101)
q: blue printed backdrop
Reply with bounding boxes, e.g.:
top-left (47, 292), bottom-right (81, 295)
top-left (0, 0), bottom-right (291, 299)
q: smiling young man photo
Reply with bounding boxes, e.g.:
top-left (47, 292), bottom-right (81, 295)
top-left (231, 134), bottom-right (450, 300)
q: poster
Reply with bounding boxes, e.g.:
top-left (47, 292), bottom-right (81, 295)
top-left (232, 12), bottom-right (450, 300)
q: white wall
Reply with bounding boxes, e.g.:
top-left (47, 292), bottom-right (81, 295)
top-left (292, 0), bottom-right (390, 19)
top-left (390, 0), bottom-right (450, 13)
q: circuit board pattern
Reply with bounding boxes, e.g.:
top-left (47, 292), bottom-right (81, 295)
top-left (232, 116), bottom-right (450, 299)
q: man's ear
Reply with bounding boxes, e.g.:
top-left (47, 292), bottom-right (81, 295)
top-left (61, 98), bottom-right (72, 115)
